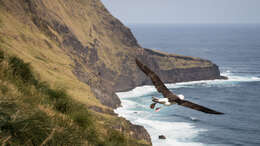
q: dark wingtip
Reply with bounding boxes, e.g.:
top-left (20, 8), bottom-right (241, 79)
top-left (210, 111), bottom-right (224, 115)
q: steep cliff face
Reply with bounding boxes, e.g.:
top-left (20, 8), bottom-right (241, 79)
top-left (113, 49), bottom-right (225, 92)
top-left (0, 0), bottom-right (224, 144)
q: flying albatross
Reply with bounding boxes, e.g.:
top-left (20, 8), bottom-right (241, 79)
top-left (135, 58), bottom-right (223, 114)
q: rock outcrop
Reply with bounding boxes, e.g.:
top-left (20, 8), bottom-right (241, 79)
top-left (159, 135), bottom-right (167, 140)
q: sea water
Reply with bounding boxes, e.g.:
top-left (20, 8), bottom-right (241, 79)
top-left (115, 24), bottom-right (260, 146)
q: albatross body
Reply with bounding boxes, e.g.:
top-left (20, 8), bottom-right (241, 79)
top-left (151, 95), bottom-right (185, 111)
top-left (136, 58), bottom-right (224, 115)
top-left (151, 97), bottom-right (174, 112)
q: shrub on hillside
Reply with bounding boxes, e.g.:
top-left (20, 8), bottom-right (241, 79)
top-left (46, 89), bottom-right (72, 113)
top-left (0, 50), bottom-right (4, 62)
top-left (8, 56), bottom-right (38, 85)
top-left (0, 111), bottom-right (51, 145)
top-left (104, 130), bottom-right (127, 146)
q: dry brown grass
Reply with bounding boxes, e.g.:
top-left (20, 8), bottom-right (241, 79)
top-left (0, 6), bottom-right (103, 108)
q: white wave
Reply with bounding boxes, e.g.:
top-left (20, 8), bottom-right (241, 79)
top-left (170, 74), bottom-right (260, 87)
top-left (117, 73), bottom-right (260, 97)
top-left (115, 95), bottom-right (206, 146)
top-left (222, 74), bottom-right (260, 82)
top-left (115, 101), bottom-right (205, 146)
top-left (116, 85), bottom-right (157, 98)
top-left (190, 117), bottom-right (198, 121)
top-left (137, 119), bottom-right (206, 146)
top-left (120, 99), bottom-right (138, 108)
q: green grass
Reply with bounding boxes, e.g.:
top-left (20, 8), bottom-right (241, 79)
top-left (104, 130), bottom-right (127, 146)
top-left (0, 51), bottom-right (101, 145)
top-left (0, 50), bottom-right (4, 62)
top-left (46, 88), bottom-right (72, 113)
top-left (8, 56), bottom-right (38, 85)
top-left (1, 111), bottom-right (51, 145)
top-left (0, 84), bottom-right (8, 94)
top-left (0, 17), bottom-right (2, 28)
top-left (0, 50), bottom-right (150, 146)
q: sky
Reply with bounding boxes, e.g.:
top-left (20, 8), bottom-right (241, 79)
top-left (101, 0), bottom-right (260, 24)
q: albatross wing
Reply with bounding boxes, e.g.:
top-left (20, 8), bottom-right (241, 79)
top-left (179, 100), bottom-right (224, 114)
top-left (135, 59), bottom-right (175, 98)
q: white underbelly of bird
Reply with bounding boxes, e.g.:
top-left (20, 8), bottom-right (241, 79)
top-left (153, 95), bottom-right (184, 105)
top-left (154, 97), bottom-right (174, 105)
top-left (151, 95), bottom-right (185, 112)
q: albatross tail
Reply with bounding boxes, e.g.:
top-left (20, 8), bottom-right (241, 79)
top-left (152, 97), bottom-right (159, 102)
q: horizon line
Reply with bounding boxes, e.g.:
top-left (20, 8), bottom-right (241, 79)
top-left (125, 22), bottom-right (260, 25)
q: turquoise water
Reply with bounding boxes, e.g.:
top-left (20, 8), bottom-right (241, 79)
top-left (115, 24), bottom-right (260, 146)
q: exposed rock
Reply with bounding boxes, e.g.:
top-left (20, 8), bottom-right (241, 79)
top-left (88, 105), bottom-right (116, 116)
top-left (114, 52), bottom-right (226, 92)
top-left (129, 124), bottom-right (152, 144)
top-left (111, 119), bottom-right (152, 145)
top-left (159, 135), bottom-right (166, 139)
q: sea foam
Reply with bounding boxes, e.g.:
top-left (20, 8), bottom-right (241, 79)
top-left (115, 101), bottom-right (205, 146)
top-left (117, 73), bottom-right (260, 98)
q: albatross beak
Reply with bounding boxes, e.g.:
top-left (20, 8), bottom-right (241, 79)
top-left (155, 107), bottom-right (161, 112)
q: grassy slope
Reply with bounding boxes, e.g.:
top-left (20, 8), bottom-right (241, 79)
top-left (0, 50), bottom-right (149, 145)
top-left (0, 0), bottom-right (101, 107)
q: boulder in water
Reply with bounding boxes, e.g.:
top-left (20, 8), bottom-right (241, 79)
top-left (158, 135), bottom-right (166, 139)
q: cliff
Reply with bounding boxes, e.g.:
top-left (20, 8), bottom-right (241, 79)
top-left (0, 0), bottom-right (224, 145)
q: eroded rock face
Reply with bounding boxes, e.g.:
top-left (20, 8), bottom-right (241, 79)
top-left (111, 119), bottom-right (152, 145)
top-left (129, 124), bottom-right (152, 144)
top-left (113, 53), bottom-right (225, 92)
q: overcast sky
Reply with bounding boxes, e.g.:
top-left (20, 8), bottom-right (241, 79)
top-left (101, 0), bottom-right (260, 24)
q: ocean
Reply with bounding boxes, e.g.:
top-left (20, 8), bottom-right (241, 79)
top-left (115, 24), bottom-right (260, 146)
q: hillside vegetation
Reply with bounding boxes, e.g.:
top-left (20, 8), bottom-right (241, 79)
top-left (0, 50), bottom-right (149, 145)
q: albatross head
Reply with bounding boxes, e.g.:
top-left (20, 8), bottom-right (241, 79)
top-left (178, 94), bottom-right (185, 100)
